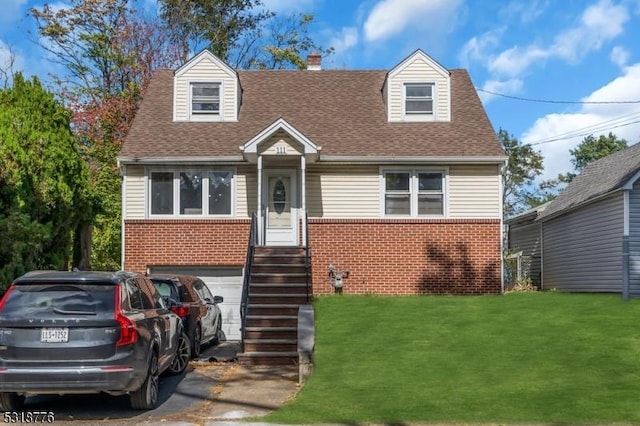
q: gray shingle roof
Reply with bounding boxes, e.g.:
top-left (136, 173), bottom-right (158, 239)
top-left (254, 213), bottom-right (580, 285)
top-left (120, 68), bottom-right (504, 159)
top-left (538, 142), bottom-right (640, 220)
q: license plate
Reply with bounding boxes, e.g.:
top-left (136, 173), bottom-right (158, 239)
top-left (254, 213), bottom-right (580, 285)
top-left (41, 328), bottom-right (69, 343)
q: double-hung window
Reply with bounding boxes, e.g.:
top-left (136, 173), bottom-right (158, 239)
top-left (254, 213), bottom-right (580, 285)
top-left (383, 169), bottom-right (445, 217)
top-left (149, 168), bottom-right (234, 217)
top-left (191, 82), bottom-right (220, 116)
top-left (404, 83), bottom-right (434, 115)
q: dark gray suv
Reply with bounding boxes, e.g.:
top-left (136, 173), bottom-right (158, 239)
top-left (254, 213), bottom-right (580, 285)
top-left (0, 270), bottom-right (183, 411)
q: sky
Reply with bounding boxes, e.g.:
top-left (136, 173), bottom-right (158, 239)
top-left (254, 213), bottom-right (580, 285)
top-left (2, 0), bottom-right (640, 180)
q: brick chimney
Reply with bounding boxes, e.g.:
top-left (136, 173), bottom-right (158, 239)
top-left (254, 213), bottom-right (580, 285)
top-left (306, 51), bottom-right (322, 70)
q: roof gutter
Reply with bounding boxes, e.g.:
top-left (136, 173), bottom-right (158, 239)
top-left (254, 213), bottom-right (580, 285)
top-left (116, 156), bottom-right (245, 165)
top-left (317, 155), bottom-right (508, 164)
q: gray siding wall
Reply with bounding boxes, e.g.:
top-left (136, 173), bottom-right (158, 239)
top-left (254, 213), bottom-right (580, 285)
top-left (508, 221), bottom-right (542, 285)
top-left (629, 182), bottom-right (640, 296)
top-left (542, 192), bottom-right (623, 292)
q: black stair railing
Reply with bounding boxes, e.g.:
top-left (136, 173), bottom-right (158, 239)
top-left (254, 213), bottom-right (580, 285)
top-left (240, 213), bottom-right (257, 352)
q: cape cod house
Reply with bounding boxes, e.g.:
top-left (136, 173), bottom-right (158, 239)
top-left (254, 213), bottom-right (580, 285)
top-left (118, 49), bottom-right (506, 352)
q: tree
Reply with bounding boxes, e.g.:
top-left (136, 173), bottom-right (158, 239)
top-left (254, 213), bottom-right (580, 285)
top-left (30, 0), bottom-right (182, 269)
top-left (158, 0), bottom-right (332, 69)
top-left (0, 73), bottom-right (90, 290)
top-left (539, 132), bottom-right (629, 199)
top-left (0, 44), bottom-right (17, 89)
top-left (570, 132), bottom-right (628, 173)
top-left (499, 128), bottom-right (545, 217)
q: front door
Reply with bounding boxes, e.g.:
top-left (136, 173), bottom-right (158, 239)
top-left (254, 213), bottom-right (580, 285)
top-left (263, 170), bottom-right (298, 245)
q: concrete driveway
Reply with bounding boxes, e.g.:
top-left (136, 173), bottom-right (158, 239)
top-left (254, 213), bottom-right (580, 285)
top-left (18, 342), bottom-right (299, 425)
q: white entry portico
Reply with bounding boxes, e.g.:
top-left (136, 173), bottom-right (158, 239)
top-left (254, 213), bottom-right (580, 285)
top-left (240, 118), bottom-right (320, 246)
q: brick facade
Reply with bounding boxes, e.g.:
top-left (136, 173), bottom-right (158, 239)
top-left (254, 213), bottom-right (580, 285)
top-left (124, 218), bottom-right (502, 295)
top-left (309, 219), bottom-right (502, 295)
top-left (124, 219), bottom-right (251, 273)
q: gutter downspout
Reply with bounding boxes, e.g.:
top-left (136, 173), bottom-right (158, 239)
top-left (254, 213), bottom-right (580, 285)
top-left (539, 219), bottom-right (544, 290)
top-left (623, 190), bottom-right (630, 300)
top-left (120, 164), bottom-right (127, 270)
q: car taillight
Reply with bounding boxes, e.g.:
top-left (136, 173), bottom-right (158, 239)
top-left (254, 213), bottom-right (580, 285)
top-left (171, 305), bottom-right (189, 318)
top-left (115, 285), bottom-right (137, 347)
top-left (0, 286), bottom-right (14, 313)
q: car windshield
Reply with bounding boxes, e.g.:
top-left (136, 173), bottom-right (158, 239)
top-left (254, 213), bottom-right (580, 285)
top-left (0, 284), bottom-right (115, 319)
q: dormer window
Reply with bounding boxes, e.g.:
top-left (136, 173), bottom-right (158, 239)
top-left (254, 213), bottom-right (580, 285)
top-left (191, 82), bottom-right (220, 117)
top-left (404, 83), bottom-right (433, 115)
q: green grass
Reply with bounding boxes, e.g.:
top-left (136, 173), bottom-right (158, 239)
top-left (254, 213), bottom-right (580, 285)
top-left (265, 293), bottom-right (640, 424)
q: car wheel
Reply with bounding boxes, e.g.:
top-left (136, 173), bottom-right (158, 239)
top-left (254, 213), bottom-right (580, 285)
top-left (165, 332), bottom-right (191, 376)
top-left (213, 315), bottom-right (223, 344)
top-left (130, 350), bottom-right (159, 410)
top-left (192, 325), bottom-right (201, 359)
top-left (0, 392), bottom-right (25, 411)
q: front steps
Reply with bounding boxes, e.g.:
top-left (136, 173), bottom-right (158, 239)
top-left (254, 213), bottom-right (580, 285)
top-left (238, 246), bottom-right (310, 366)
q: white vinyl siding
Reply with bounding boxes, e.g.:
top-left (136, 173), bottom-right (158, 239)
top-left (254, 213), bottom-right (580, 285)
top-left (236, 165), bottom-right (257, 217)
top-left (306, 164), bottom-right (380, 218)
top-left (543, 192), bottom-right (623, 292)
top-left (124, 165), bottom-right (145, 219)
top-left (174, 54), bottom-right (238, 122)
top-left (387, 57), bottom-right (450, 122)
top-left (507, 221), bottom-right (542, 285)
top-left (448, 164), bottom-right (501, 218)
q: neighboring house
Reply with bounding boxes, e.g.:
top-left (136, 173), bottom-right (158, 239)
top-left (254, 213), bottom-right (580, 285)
top-left (506, 143), bottom-right (640, 298)
top-left (504, 203), bottom-right (548, 287)
top-left (118, 49), bottom-right (507, 340)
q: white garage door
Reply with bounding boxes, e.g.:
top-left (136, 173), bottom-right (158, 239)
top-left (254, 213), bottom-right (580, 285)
top-left (148, 266), bottom-right (244, 341)
top-left (198, 268), bottom-right (244, 341)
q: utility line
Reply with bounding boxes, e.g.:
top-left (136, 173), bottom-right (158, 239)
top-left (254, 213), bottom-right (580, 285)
top-left (523, 111), bottom-right (640, 145)
top-left (477, 88), bottom-right (640, 104)
top-left (527, 119), bottom-right (640, 146)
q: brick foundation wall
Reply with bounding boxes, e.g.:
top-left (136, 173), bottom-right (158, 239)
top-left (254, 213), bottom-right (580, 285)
top-left (123, 218), bottom-right (501, 295)
top-left (124, 219), bottom-right (251, 273)
top-left (309, 219), bottom-right (501, 295)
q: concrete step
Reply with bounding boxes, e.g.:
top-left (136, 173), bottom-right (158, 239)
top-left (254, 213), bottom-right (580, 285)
top-left (252, 254), bottom-right (307, 264)
top-left (243, 339), bottom-right (298, 352)
top-left (250, 272), bottom-right (308, 284)
top-left (245, 315), bottom-right (298, 328)
top-left (237, 351), bottom-right (298, 366)
top-left (244, 326), bottom-right (297, 340)
top-left (251, 264), bottom-right (308, 274)
top-left (250, 283), bottom-right (308, 294)
top-left (248, 293), bottom-right (308, 305)
top-left (247, 304), bottom-right (301, 316)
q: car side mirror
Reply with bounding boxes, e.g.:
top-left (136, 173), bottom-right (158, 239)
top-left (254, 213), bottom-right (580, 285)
top-left (213, 295), bottom-right (224, 304)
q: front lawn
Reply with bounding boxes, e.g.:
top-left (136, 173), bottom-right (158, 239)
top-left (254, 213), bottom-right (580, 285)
top-left (266, 293), bottom-right (640, 424)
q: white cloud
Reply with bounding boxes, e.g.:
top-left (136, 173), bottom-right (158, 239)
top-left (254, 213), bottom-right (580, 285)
top-left (0, 0), bottom-right (27, 24)
top-left (610, 46), bottom-right (630, 67)
top-left (488, 45), bottom-right (548, 77)
top-left (458, 28), bottom-right (504, 67)
top-left (500, 0), bottom-right (550, 23)
top-left (363, 0), bottom-right (463, 42)
top-left (329, 27), bottom-right (359, 54)
top-left (479, 79), bottom-right (523, 103)
top-left (521, 63), bottom-right (640, 180)
top-left (487, 0), bottom-right (629, 77)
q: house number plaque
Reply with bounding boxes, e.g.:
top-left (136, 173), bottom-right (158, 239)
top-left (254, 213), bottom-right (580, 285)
top-left (275, 146), bottom-right (287, 154)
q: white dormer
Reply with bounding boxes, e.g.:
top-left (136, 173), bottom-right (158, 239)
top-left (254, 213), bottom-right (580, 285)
top-left (384, 49), bottom-right (451, 122)
top-left (173, 50), bottom-right (240, 122)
